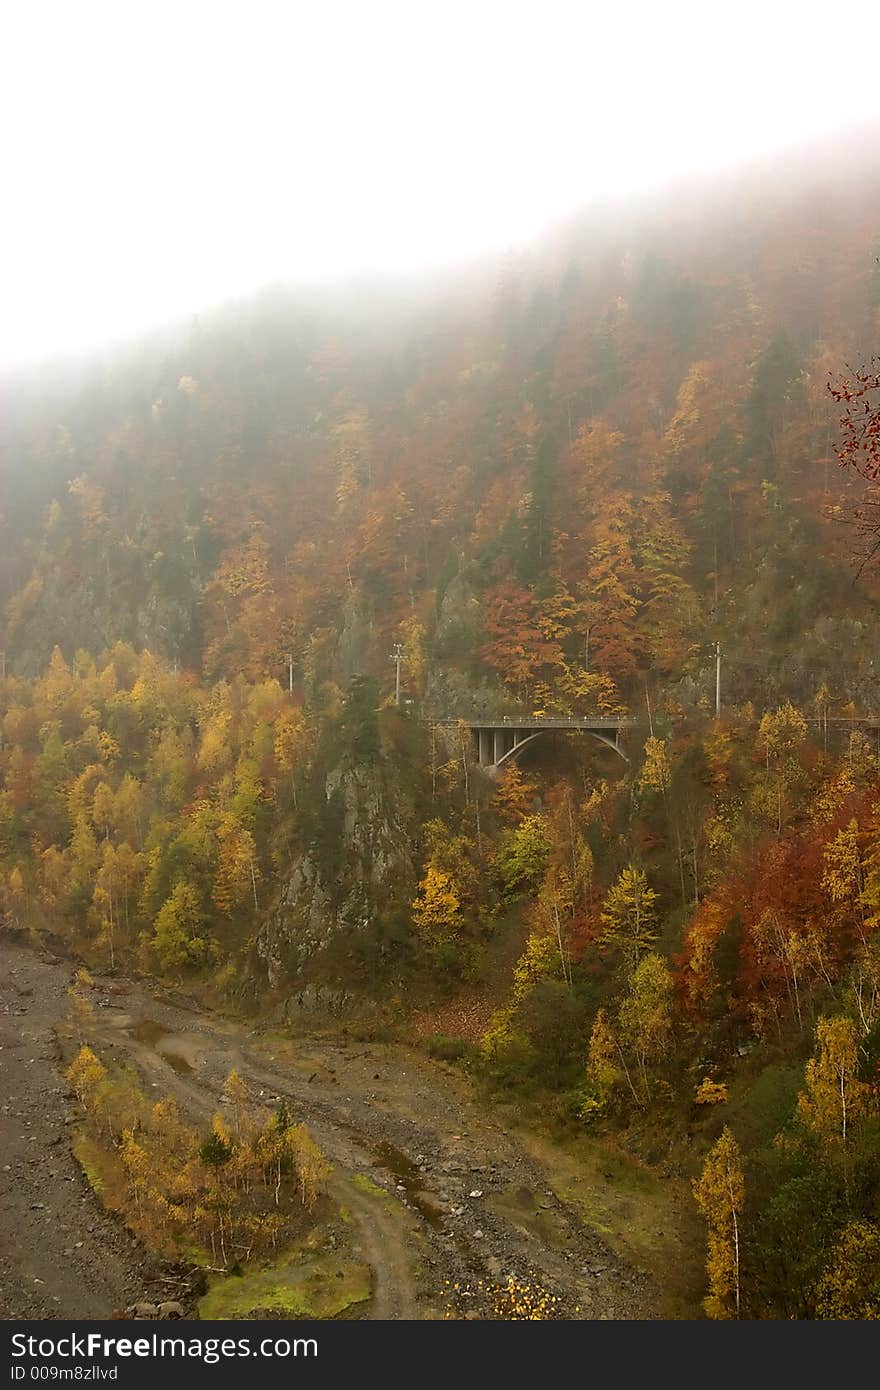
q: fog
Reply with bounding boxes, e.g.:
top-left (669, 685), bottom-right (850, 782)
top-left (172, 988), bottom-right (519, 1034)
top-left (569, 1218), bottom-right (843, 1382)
top-left (3, 0), bottom-right (877, 366)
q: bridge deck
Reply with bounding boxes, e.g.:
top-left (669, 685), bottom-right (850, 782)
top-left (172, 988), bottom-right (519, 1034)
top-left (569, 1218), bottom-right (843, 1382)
top-left (450, 716), bottom-right (632, 730)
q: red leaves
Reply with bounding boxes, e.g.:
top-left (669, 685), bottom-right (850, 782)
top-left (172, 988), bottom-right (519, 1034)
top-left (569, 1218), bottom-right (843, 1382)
top-left (479, 584), bottom-right (564, 691)
top-left (828, 358), bottom-right (880, 481)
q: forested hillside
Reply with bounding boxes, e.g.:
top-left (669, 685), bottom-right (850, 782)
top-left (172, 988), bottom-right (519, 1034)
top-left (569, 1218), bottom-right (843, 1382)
top-left (3, 146), bottom-right (880, 1318)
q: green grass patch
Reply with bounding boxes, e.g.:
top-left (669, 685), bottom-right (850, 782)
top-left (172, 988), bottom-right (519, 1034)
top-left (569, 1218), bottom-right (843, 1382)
top-left (350, 1173), bottom-right (388, 1199)
top-left (514, 1127), bottom-right (706, 1318)
top-left (423, 1033), bottom-right (473, 1062)
top-left (71, 1131), bottom-right (110, 1198)
top-left (199, 1253), bottom-right (371, 1319)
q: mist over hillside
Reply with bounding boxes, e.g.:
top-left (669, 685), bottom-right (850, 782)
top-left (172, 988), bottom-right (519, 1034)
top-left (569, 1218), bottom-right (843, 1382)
top-left (3, 133), bottom-right (880, 1322)
top-left (3, 135), bottom-right (880, 703)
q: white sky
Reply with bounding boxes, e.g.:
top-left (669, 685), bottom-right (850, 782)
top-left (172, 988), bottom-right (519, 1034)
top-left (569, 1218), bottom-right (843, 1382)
top-left (2, 0), bottom-right (877, 367)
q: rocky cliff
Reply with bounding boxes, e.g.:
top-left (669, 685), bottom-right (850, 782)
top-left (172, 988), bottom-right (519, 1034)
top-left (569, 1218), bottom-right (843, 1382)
top-left (255, 746), bottom-right (417, 990)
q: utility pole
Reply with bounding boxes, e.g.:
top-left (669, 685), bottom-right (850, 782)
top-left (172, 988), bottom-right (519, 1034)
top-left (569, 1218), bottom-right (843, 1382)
top-left (715, 642), bottom-right (722, 721)
top-left (287, 653), bottom-right (294, 696)
top-left (390, 643), bottom-right (402, 706)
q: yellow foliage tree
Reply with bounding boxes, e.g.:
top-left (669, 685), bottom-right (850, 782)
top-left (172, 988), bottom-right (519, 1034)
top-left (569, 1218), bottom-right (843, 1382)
top-left (120, 1127), bottom-right (151, 1213)
top-left (5, 866), bottom-right (25, 924)
top-left (821, 819), bottom-right (864, 911)
top-left (491, 764), bottom-right (538, 824)
top-left (617, 952), bottom-right (673, 1102)
top-left (274, 706), bottom-right (307, 806)
top-left (411, 866), bottom-right (462, 941)
top-left (638, 736), bottom-right (671, 795)
top-left (585, 1008), bottom-right (620, 1107)
top-left (213, 815), bottom-right (259, 914)
top-left (151, 880), bottom-right (215, 973)
top-left (754, 702), bottom-right (808, 834)
top-left (797, 1015), bottom-right (870, 1145)
top-left (695, 1077), bottom-right (728, 1106)
top-left (599, 865), bottom-right (658, 966)
top-left (814, 1221), bottom-right (880, 1319)
top-left (512, 931), bottom-right (563, 1002)
top-left (290, 1125), bottom-right (331, 1212)
top-left (693, 1127), bottom-right (745, 1319)
top-left (66, 1044), bottom-right (107, 1106)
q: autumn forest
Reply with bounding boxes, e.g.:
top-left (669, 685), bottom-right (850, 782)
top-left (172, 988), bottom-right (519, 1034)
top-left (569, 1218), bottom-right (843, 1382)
top-left (3, 144), bottom-right (880, 1320)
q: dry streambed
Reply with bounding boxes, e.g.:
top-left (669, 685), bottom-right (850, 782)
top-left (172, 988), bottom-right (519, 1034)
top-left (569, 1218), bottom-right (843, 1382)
top-left (0, 940), bottom-right (657, 1320)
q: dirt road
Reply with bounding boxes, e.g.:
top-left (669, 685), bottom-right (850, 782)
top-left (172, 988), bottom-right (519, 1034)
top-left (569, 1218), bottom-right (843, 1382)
top-left (0, 941), bottom-right (657, 1319)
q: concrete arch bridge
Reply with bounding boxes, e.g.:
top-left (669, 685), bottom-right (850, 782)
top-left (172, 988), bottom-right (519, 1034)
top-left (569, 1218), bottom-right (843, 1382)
top-left (450, 715), bottom-right (634, 773)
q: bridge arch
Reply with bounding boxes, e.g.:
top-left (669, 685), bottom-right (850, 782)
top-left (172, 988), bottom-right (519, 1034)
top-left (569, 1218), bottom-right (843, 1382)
top-left (464, 717), bottom-right (632, 773)
top-left (493, 731), bottom-right (544, 768)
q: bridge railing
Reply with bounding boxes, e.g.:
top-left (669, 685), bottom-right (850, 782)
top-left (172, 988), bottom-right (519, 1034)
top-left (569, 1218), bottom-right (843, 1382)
top-left (518, 719), bottom-right (624, 729)
top-left (464, 715), bottom-right (633, 728)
